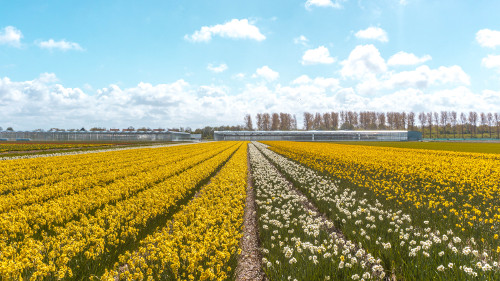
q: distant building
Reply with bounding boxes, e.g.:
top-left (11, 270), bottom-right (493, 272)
top-left (0, 131), bottom-right (200, 142)
top-left (214, 130), bottom-right (422, 141)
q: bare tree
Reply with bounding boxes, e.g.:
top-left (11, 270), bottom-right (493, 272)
top-left (314, 112), bottom-right (323, 129)
top-left (292, 115), bottom-right (298, 130)
top-left (418, 112), bottom-right (426, 138)
top-left (331, 112), bottom-right (339, 130)
top-left (323, 113), bottom-right (332, 130)
top-left (244, 114), bottom-right (253, 130)
top-left (387, 112), bottom-right (395, 129)
top-left (460, 112), bottom-right (467, 139)
top-left (303, 112), bottom-right (314, 130)
top-left (468, 111), bottom-right (478, 138)
top-left (495, 113), bottom-right (500, 139)
top-left (401, 112), bottom-right (407, 130)
top-left (480, 112), bottom-right (487, 138)
top-left (271, 113), bottom-right (280, 131)
top-left (450, 111), bottom-right (457, 139)
top-left (256, 113), bottom-right (263, 130)
top-left (377, 112), bottom-right (386, 129)
top-left (427, 112), bottom-right (433, 139)
top-left (262, 113), bottom-right (271, 131)
top-left (340, 111), bottom-right (346, 128)
top-left (487, 112), bottom-right (493, 138)
top-left (440, 111), bottom-right (448, 137)
top-left (407, 112), bottom-right (415, 131)
top-left (279, 113), bottom-right (290, 130)
top-left (433, 112), bottom-right (439, 138)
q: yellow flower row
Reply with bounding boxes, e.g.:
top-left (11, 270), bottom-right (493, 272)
top-left (0, 149), bottom-right (184, 213)
top-left (0, 143), bottom-right (190, 194)
top-left (0, 142), bottom-right (239, 280)
top-left (101, 142), bottom-right (248, 281)
top-left (0, 142), bottom-right (231, 242)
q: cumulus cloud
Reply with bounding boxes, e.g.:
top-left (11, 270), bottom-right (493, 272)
top-left (184, 19), bottom-right (265, 42)
top-left (387, 51), bottom-right (431, 66)
top-left (207, 63), bottom-right (228, 73)
top-left (292, 75), bottom-right (340, 91)
top-left (0, 26), bottom-right (22, 47)
top-left (476, 29), bottom-right (500, 48)
top-left (294, 35), bottom-right (309, 46)
top-left (301, 46), bottom-right (336, 65)
top-left (0, 72), bottom-right (497, 130)
top-left (481, 54), bottom-right (500, 71)
top-left (305, 0), bottom-right (344, 9)
top-left (38, 39), bottom-right (83, 51)
top-left (355, 27), bottom-right (388, 42)
top-left (253, 66), bottom-right (279, 81)
top-left (355, 65), bottom-right (470, 95)
top-left (341, 44), bottom-right (387, 79)
top-left (388, 65), bottom-right (470, 88)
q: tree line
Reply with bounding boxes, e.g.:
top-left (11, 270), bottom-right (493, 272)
top-left (241, 111), bottom-right (500, 139)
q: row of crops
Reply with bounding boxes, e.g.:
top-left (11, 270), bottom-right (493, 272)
top-left (0, 142), bottom-right (247, 280)
top-left (0, 142), bottom-right (116, 153)
top-left (1, 140), bottom-right (499, 280)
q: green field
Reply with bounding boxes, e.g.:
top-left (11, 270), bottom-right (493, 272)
top-left (333, 141), bottom-right (500, 154)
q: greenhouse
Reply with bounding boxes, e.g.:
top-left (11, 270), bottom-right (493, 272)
top-left (214, 130), bottom-right (422, 141)
top-left (0, 131), bottom-right (200, 142)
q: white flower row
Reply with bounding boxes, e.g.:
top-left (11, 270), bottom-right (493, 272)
top-left (249, 143), bottom-right (384, 280)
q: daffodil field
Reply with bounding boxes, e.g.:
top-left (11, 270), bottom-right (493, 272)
top-left (260, 141), bottom-right (500, 280)
top-left (0, 142), bottom-right (246, 280)
top-left (1, 140), bottom-right (499, 280)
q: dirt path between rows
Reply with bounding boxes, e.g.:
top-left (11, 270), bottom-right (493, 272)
top-left (235, 144), bottom-right (266, 281)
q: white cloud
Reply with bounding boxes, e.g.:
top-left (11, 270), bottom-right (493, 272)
top-left (387, 65), bottom-right (470, 88)
top-left (305, 0), bottom-right (344, 9)
top-left (301, 46), bottom-right (336, 65)
top-left (481, 54), bottom-right (500, 71)
top-left (253, 66), bottom-right (279, 81)
top-left (355, 27), bottom-right (388, 42)
top-left (185, 19), bottom-right (265, 42)
top-left (341, 44), bottom-right (387, 79)
top-left (294, 35), bottom-right (309, 46)
top-left (0, 72), bottom-right (498, 131)
top-left (292, 75), bottom-right (313, 84)
top-left (232, 73), bottom-right (246, 80)
top-left (38, 39), bottom-right (83, 51)
top-left (207, 63), bottom-right (228, 73)
top-left (38, 73), bottom-right (59, 84)
top-left (292, 74), bottom-right (340, 90)
top-left (388, 51), bottom-right (431, 66)
top-left (356, 65), bottom-right (470, 95)
top-left (0, 26), bottom-right (22, 47)
top-left (476, 29), bottom-right (500, 48)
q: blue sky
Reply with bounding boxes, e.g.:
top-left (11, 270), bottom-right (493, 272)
top-left (1, 0), bottom-right (500, 130)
